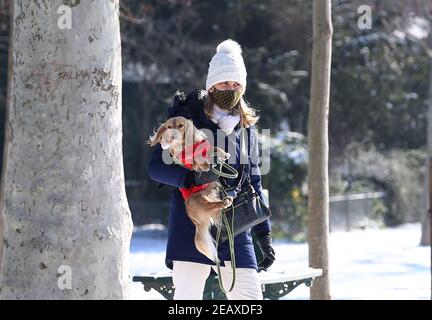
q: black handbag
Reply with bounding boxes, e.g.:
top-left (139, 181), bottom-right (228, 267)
top-left (215, 128), bottom-right (272, 243)
top-left (217, 177), bottom-right (272, 243)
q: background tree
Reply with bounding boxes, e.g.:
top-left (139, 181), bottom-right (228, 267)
top-left (416, 0), bottom-right (431, 246)
top-left (0, 0), bottom-right (132, 299)
top-left (307, 0), bottom-right (333, 300)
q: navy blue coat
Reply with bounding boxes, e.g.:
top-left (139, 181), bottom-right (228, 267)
top-left (148, 90), bottom-right (271, 271)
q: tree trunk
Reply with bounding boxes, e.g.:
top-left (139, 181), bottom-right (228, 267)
top-left (420, 156), bottom-right (431, 245)
top-left (0, 0), bottom-right (132, 299)
top-left (0, 0), bottom-right (12, 287)
top-left (420, 50), bottom-right (432, 246)
top-left (307, 0), bottom-right (333, 300)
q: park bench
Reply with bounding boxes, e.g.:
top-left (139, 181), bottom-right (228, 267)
top-left (133, 267), bottom-right (323, 300)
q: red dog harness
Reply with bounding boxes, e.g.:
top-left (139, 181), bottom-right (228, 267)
top-left (178, 140), bottom-right (212, 200)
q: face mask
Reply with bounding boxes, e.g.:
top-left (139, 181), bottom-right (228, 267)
top-left (211, 88), bottom-right (242, 111)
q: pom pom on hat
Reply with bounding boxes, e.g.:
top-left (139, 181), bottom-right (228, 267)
top-left (206, 39), bottom-right (247, 91)
top-left (216, 39), bottom-right (243, 55)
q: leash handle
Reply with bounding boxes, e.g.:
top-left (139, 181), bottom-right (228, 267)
top-left (214, 181), bottom-right (236, 294)
top-left (215, 184), bottom-right (236, 294)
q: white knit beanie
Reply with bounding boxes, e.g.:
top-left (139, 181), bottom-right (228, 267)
top-left (205, 39), bottom-right (247, 91)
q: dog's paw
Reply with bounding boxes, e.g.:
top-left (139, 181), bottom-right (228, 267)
top-left (223, 196), bottom-right (233, 208)
top-left (201, 162), bottom-right (211, 171)
top-left (193, 161), bottom-right (211, 172)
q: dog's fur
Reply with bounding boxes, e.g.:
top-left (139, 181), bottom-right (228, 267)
top-left (148, 116), bottom-right (233, 260)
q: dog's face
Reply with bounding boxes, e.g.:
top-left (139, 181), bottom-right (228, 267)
top-left (148, 116), bottom-right (207, 150)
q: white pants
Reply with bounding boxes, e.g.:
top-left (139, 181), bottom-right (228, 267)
top-left (172, 260), bottom-right (263, 300)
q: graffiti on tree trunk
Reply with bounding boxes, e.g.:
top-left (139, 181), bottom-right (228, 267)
top-left (23, 62), bottom-right (120, 111)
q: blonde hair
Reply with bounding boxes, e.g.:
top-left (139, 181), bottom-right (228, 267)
top-left (203, 93), bottom-right (260, 128)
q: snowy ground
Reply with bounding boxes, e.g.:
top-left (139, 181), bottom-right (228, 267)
top-left (128, 223), bottom-right (431, 300)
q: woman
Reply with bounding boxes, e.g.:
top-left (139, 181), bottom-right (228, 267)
top-left (148, 39), bottom-right (275, 300)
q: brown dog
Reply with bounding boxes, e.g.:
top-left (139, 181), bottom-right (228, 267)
top-left (148, 116), bottom-right (233, 260)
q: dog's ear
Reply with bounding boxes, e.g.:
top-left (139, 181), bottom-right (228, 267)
top-left (147, 123), bottom-right (167, 146)
top-left (184, 119), bottom-right (196, 146)
top-left (194, 126), bottom-right (208, 143)
top-left (184, 119), bottom-right (207, 145)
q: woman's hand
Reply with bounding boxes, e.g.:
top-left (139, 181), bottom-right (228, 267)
top-left (255, 232), bottom-right (276, 272)
top-left (183, 170), bottom-right (219, 188)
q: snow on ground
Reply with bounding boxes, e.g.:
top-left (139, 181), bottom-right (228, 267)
top-left (128, 223), bottom-right (431, 300)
